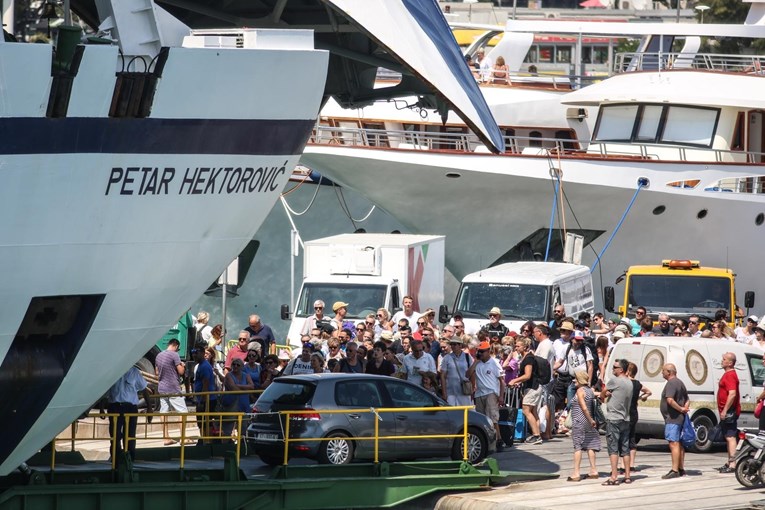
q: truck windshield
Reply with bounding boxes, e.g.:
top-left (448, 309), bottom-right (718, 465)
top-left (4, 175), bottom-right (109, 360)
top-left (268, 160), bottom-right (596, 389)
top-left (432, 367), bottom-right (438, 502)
top-left (628, 275), bottom-right (731, 315)
top-left (297, 283), bottom-right (388, 319)
top-left (455, 283), bottom-right (548, 320)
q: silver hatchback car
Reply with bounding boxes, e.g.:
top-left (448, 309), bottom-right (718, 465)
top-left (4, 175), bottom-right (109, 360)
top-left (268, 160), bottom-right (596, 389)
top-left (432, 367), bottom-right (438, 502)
top-left (245, 373), bottom-right (496, 465)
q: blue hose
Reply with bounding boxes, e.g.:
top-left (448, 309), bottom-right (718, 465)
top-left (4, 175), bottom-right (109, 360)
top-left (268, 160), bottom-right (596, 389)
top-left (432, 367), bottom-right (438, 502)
top-left (544, 174), bottom-right (560, 262)
top-left (590, 178), bottom-right (649, 274)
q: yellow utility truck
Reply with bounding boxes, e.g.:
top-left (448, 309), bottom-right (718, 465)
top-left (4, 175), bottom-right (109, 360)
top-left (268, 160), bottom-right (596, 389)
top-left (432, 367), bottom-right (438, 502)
top-left (604, 259), bottom-right (754, 328)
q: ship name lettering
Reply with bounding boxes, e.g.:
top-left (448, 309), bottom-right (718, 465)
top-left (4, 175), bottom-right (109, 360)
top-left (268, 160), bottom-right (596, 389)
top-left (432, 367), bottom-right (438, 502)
top-left (106, 167), bottom-right (175, 195)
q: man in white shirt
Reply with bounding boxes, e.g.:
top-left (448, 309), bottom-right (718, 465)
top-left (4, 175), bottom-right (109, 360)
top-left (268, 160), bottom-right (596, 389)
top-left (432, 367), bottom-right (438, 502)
top-left (392, 295), bottom-right (421, 333)
top-left (467, 341), bottom-right (506, 450)
top-left (533, 323), bottom-right (555, 440)
top-left (402, 340), bottom-right (436, 387)
top-left (475, 47), bottom-right (493, 82)
top-left (301, 299), bottom-right (328, 336)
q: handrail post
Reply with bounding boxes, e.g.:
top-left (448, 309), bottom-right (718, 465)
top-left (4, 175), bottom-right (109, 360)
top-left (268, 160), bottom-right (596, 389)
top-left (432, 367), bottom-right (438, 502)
top-left (283, 411), bottom-right (291, 466)
top-left (50, 438), bottom-right (56, 472)
top-left (463, 408), bottom-right (468, 461)
top-left (374, 410), bottom-right (379, 464)
top-left (180, 414), bottom-right (187, 469)
top-left (111, 414), bottom-right (118, 471)
top-left (236, 414), bottom-right (243, 466)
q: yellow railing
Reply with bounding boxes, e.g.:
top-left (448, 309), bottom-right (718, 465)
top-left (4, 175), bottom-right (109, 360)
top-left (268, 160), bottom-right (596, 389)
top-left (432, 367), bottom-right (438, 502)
top-left (279, 406), bottom-right (473, 465)
top-left (51, 411), bottom-right (246, 471)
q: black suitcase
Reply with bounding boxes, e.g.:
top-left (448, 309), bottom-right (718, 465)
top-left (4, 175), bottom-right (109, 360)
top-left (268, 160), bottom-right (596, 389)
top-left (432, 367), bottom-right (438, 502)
top-left (498, 407), bottom-right (516, 447)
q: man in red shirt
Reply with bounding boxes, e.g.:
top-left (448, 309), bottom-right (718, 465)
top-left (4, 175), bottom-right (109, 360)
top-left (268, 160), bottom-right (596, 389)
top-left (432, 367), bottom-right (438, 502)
top-left (717, 351), bottom-right (740, 473)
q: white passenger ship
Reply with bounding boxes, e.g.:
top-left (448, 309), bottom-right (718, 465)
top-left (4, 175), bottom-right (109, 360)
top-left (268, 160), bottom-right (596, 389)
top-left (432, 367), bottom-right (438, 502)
top-left (302, 0), bottom-right (765, 308)
top-left (0, 0), bottom-right (500, 476)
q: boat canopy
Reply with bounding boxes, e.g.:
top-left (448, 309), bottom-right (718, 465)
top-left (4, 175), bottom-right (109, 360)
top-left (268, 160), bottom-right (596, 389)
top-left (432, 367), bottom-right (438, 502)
top-left (561, 71), bottom-right (765, 109)
top-left (71, 0), bottom-right (504, 153)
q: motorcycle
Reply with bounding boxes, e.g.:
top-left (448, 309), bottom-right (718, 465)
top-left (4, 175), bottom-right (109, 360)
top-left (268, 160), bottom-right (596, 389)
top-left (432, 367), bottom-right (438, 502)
top-left (734, 430), bottom-right (765, 488)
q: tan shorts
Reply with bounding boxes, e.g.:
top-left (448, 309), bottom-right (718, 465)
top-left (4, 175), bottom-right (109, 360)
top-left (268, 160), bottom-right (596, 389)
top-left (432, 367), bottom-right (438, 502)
top-left (475, 393), bottom-right (500, 424)
top-left (522, 385), bottom-right (543, 407)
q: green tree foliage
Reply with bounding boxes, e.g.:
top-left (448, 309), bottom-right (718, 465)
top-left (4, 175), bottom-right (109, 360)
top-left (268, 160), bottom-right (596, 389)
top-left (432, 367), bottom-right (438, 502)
top-left (700, 0), bottom-right (765, 53)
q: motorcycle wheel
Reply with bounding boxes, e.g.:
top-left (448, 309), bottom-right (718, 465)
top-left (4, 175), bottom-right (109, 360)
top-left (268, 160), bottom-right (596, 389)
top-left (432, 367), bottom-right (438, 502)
top-left (736, 456), bottom-right (763, 488)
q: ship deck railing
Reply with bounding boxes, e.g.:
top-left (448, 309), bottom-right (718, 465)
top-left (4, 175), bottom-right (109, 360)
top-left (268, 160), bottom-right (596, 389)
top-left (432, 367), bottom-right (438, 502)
top-left (614, 52), bottom-right (765, 74)
top-left (310, 124), bottom-right (765, 165)
top-left (50, 390), bottom-right (264, 471)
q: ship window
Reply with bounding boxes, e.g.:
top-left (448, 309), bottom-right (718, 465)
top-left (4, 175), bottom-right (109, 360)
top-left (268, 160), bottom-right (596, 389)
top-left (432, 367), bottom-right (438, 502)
top-left (635, 105), bottom-right (663, 142)
top-left (660, 106), bottom-right (718, 147)
top-left (556, 46), bottom-right (572, 64)
top-left (539, 46), bottom-right (554, 63)
top-left (593, 105), bottom-right (639, 141)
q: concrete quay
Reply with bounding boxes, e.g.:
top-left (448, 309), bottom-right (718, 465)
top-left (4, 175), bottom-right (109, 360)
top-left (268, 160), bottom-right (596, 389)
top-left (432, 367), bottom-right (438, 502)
top-left (436, 436), bottom-right (765, 510)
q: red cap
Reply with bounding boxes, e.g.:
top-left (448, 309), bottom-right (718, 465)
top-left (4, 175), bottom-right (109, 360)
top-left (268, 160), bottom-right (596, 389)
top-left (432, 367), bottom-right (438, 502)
top-left (477, 341), bottom-right (491, 351)
top-left (508, 331), bottom-right (518, 338)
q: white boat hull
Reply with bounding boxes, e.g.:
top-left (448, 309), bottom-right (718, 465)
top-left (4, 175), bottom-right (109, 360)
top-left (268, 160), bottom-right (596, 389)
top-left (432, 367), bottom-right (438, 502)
top-left (302, 146), bottom-right (765, 308)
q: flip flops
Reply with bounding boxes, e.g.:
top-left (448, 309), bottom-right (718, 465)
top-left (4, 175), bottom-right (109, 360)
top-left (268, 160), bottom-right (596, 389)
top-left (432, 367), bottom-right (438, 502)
top-left (622, 478), bottom-right (633, 484)
top-left (567, 476), bottom-right (583, 482)
top-left (602, 478), bottom-right (620, 486)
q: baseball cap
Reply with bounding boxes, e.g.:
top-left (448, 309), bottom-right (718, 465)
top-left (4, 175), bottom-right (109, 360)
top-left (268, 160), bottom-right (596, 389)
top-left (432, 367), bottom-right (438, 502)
top-left (613, 330), bottom-right (626, 340)
top-left (477, 341), bottom-right (491, 351)
top-left (333, 301), bottom-right (349, 312)
top-left (575, 320), bottom-right (586, 329)
top-left (302, 342), bottom-right (314, 350)
top-left (573, 330), bottom-right (585, 341)
top-left (748, 315), bottom-right (759, 323)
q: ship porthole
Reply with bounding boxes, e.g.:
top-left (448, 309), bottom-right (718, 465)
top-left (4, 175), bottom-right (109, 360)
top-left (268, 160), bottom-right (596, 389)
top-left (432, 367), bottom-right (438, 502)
top-left (652, 205), bottom-right (666, 215)
top-left (757, 213), bottom-right (764, 226)
top-left (445, 172), bottom-right (461, 179)
top-left (697, 209), bottom-right (708, 219)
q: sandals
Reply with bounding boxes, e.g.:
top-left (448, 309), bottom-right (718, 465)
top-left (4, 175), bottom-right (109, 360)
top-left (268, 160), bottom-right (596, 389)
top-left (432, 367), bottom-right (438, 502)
top-left (622, 478), bottom-right (633, 484)
top-left (717, 465), bottom-right (734, 474)
top-left (602, 478), bottom-right (620, 486)
top-left (588, 472), bottom-right (599, 479)
top-left (567, 476), bottom-right (583, 482)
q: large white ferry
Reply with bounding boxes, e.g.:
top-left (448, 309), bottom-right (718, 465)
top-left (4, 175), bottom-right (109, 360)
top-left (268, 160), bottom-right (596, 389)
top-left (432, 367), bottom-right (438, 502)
top-left (0, 0), bottom-right (500, 476)
top-left (302, 1), bottom-right (765, 308)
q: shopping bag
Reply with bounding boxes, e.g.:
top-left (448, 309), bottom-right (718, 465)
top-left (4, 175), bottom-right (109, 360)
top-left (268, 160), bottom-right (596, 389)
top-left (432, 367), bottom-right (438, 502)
top-left (680, 414), bottom-right (696, 449)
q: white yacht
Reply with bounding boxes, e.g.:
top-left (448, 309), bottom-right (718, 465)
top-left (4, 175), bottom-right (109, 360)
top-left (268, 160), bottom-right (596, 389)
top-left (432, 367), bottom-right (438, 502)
top-left (302, 0), bottom-right (765, 309)
top-left (0, 0), bottom-right (500, 476)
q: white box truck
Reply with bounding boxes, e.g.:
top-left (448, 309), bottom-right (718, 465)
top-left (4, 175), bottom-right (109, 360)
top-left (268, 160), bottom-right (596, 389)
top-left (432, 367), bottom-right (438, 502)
top-left (283, 233), bottom-right (445, 346)
top-left (442, 262), bottom-right (594, 335)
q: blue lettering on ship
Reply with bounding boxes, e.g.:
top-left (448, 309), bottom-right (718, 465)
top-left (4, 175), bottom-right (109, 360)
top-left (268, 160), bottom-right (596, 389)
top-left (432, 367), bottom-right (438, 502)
top-left (105, 162), bottom-right (287, 196)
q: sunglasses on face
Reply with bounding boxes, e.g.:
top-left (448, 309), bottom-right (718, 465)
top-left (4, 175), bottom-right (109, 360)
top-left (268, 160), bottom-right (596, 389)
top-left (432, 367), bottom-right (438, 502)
top-left (238, 337), bottom-right (248, 341)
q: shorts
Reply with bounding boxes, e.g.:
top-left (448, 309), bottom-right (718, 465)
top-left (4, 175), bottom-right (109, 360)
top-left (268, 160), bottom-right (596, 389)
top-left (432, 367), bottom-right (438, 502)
top-left (159, 396), bottom-right (189, 414)
top-left (606, 420), bottom-right (631, 457)
top-left (721, 418), bottom-right (738, 437)
top-left (523, 385), bottom-right (543, 407)
top-left (475, 394), bottom-right (500, 424)
top-left (664, 423), bottom-right (682, 442)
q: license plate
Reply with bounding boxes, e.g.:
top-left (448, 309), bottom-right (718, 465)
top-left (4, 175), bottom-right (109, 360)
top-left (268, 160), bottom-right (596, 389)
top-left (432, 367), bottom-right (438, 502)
top-left (736, 440), bottom-right (744, 451)
top-left (257, 433), bottom-right (279, 441)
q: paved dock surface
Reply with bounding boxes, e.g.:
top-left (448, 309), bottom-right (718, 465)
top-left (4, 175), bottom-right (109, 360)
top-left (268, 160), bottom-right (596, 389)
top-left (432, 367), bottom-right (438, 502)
top-left (437, 436), bottom-right (765, 510)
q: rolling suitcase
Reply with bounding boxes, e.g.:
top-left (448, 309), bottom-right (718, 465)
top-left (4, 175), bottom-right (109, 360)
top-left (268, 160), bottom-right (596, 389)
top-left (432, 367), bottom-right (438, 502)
top-left (498, 406), bottom-right (515, 447)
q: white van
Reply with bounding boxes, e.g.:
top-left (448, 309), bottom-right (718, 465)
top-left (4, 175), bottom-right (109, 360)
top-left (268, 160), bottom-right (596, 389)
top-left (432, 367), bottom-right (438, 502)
top-left (445, 262), bottom-right (594, 335)
top-left (605, 338), bottom-right (765, 452)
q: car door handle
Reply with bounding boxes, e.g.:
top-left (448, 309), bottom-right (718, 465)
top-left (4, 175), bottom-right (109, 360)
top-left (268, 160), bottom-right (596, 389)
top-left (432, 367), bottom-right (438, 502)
top-left (396, 415), bottom-right (407, 421)
top-left (348, 414), bottom-right (361, 419)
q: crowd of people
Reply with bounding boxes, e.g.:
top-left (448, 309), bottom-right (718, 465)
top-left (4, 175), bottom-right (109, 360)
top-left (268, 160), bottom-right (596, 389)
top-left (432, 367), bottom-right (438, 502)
top-left (105, 299), bottom-right (763, 480)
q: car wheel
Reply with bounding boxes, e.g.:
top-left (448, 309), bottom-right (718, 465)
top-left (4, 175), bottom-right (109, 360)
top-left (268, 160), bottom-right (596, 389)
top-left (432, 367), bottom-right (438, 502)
top-left (318, 432), bottom-right (354, 465)
top-left (692, 414), bottom-right (714, 453)
top-left (259, 454), bottom-right (283, 467)
top-left (451, 427), bottom-right (488, 463)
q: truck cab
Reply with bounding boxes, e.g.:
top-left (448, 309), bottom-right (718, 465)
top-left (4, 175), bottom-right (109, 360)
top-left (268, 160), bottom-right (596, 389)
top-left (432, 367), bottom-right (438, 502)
top-left (605, 259), bottom-right (754, 328)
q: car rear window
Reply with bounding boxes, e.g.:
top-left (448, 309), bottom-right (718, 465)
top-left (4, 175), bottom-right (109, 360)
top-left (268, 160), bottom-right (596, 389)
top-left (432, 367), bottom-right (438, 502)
top-left (259, 380), bottom-right (316, 406)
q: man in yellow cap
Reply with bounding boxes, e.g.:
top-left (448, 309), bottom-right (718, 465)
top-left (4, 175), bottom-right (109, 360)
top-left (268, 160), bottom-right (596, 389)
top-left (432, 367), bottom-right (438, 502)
top-left (330, 301), bottom-right (352, 336)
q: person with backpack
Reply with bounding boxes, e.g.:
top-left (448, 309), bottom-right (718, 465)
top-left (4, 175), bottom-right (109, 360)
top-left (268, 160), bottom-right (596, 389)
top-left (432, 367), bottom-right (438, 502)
top-left (565, 330), bottom-right (595, 408)
top-left (508, 336), bottom-right (543, 445)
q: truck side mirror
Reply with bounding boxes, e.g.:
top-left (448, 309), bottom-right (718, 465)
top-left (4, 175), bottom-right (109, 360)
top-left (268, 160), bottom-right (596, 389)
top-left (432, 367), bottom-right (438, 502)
top-left (745, 291), bottom-right (755, 309)
top-left (438, 304), bottom-right (450, 324)
top-left (280, 304), bottom-right (290, 321)
top-left (604, 286), bottom-right (615, 312)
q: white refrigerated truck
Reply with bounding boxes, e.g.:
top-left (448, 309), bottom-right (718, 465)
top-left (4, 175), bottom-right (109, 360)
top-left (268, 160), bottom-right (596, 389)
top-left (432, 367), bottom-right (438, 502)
top-left (283, 233), bottom-right (445, 346)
